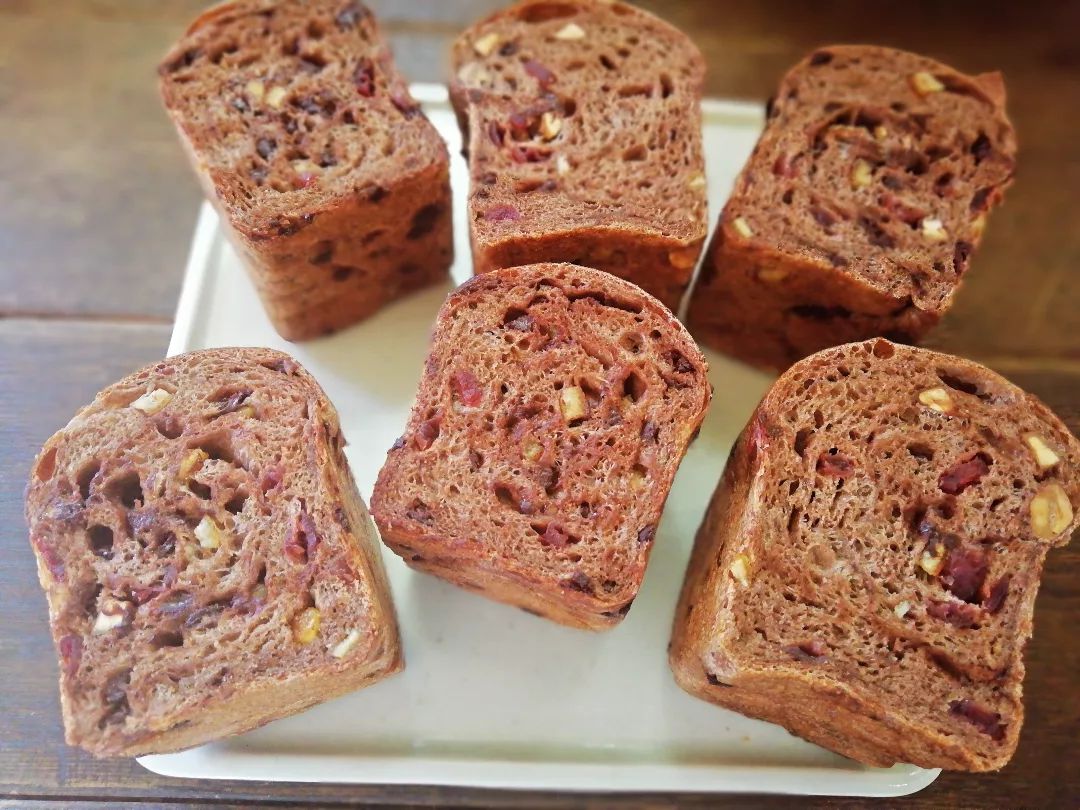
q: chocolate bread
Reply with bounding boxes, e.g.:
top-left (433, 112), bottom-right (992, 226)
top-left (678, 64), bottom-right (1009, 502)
top-left (669, 339), bottom-right (1078, 771)
top-left (449, 0), bottom-right (708, 311)
top-left (25, 349), bottom-right (402, 757)
top-left (159, 0), bottom-right (452, 341)
top-left (686, 46), bottom-right (1017, 370)
top-left (370, 263), bottom-right (711, 629)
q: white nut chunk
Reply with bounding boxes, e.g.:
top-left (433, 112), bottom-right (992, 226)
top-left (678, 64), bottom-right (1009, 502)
top-left (920, 217), bottom-right (948, 242)
top-left (265, 86), bottom-right (288, 109)
top-left (918, 387), bottom-right (955, 414)
top-left (910, 71), bottom-right (945, 96)
top-left (244, 79), bottom-right (265, 101)
top-left (728, 554), bottom-right (751, 587)
top-left (560, 385), bottom-right (588, 422)
top-left (668, 248), bottom-right (698, 270)
top-left (92, 600), bottom-right (131, 636)
top-left (1024, 434), bottom-right (1060, 470)
top-left (1030, 482), bottom-right (1073, 540)
top-left (850, 159), bottom-right (873, 189)
top-left (554, 22), bottom-right (586, 40)
top-left (732, 217), bottom-right (754, 238)
top-left (539, 111), bottom-right (562, 140)
top-left (331, 628), bottom-right (363, 659)
top-left (919, 544), bottom-right (946, 576)
top-left (194, 515), bottom-right (226, 550)
top-left (894, 600), bottom-right (911, 618)
top-left (131, 388), bottom-right (173, 415)
top-left (472, 32), bottom-right (501, 56)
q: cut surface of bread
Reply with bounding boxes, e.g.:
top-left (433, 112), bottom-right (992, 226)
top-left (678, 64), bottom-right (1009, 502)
top-left (159, 0), bottom-right (452, 340)
top-left (670, 339), bottom-right (1077, 771)
top-left (26, 349), bottom-right (402, 757)
top-left (449, 0), bottom-right (707, 311)
top-left (371, 263), bottom-right (711, 629)
top-left (687, 45), bottom-right (1016, 370)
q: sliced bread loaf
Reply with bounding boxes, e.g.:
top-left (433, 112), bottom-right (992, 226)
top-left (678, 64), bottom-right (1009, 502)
top-left (371, 263), bottom-right (711, 629)
top-left (159, 0), bottom-right (452, 341)
top-left (26, 348), bottom-right (402, 756)
top-left (449, 0), bottom-right (708, 311)
top-left (686, 45), bottom-right (1016, 370)
top-left (670, 339), bottom-right (1077, 770)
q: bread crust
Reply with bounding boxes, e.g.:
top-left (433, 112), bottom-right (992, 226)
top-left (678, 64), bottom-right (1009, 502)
top-left (670, 340), bottom-right (1078, 771)
top-left (26, 348), bottom-right (402, 757)
top-left (159, 0), bottom-right (452, 340)
top-left (687, 45), bottom-right (1017, 371)
top-left (449, 0), bottom-right (707, 311)
top-left (372, 263), bottom-right (711, 630)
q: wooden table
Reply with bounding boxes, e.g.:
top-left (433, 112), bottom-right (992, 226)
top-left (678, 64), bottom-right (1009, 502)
top-left (2, 1), bottom-right (1077, 807)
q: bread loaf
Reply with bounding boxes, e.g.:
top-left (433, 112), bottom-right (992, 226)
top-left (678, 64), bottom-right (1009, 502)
top-left (159, 0), bottom-right (453, 341)
top-left (26, 348), bottom-right (402, 756)
top-left (686, 45), bottom-right (1016, 370)
top-left (670, 339), bottom-right (1078, 770)
top-left (449, 0), bottom-right (708, 311)
top-left (371, 263), bottom-right (711, 629)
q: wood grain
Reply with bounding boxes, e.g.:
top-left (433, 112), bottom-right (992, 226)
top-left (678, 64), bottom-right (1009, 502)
top-left (1, 0), bottom-right (1078, 806)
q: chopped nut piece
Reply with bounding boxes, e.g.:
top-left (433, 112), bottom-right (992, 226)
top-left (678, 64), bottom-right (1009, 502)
top-left (560, 386), bottom-right (588, 422)
top-left (131, 388), bottom-right (173, 415)
top-left (331, 628), bottom-right (362, 658)
top-left (919, 387), bottom-right (955, 414)
top-left (245, 79), bottom-right (265, 101)
top-left (630, 468), bottom-right (647, 491)
top-left (873, 125), bottom-right (888, 140)
top-left (687, 172), bottom-right (706, 190)
top-left (668, 248), bottom-right (697, 270)
top-left (921, 217), bottom-right (948, 241)
top-left (472, 32), bottom-right (501, 56)
top-left (555, 154), bottom-right (571, 175)
top-left (554, 22), bottom-right (586, 40)
top-left (522, 437), bottom-right (543, 462)
top-left (729, 554), bottom-right (751, 586)
top-left (919, 544), bottom-right (947, 576)
top-left (194, 516), bottom-right (225, 550)
top-left (92, 600), bottom-right (131, 635)
top-left (456, 62), bottom-right (491, 87)
top-left (758, 267), bottom-right (789, 283)
top-left (179, 449), bottom-right (208, 480)
top-left (293, 607), bottom-right (322, 644)
top-left (1030, 482), bottom-right (1073, 540)
top-left (265, 86), bottom-right (288, 109)
top-left (1024, 434), bottom-right (1060, 469)
top-left (894, 600), bottom-right (911, 618)
top-left (538, 111), bottom-right (562, 140)
top-left (851, 159), bottom-right (873, 189)
top-left (910, 71), bottom-right (945, 95)
top-left (236, 403), bottom-right (256, 419)
top-left (971, 213), bottom-right (987, 237)
top-left (252, 583), bottom-right (268, 602)
top-left (732, 217), bottom-right (753, 238)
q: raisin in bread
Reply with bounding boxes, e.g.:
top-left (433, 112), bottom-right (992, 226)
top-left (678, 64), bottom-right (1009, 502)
top-left (370, 263), bottom-right (710, 629)
top-left (159, 0), bottom-right (452, 341)
top-left (670, 339), bottom-right (1078, 771)
top-left (686, 45), bottom-right (1017, 371)
top-left (25, 349), bottom-right (402, 757)
top-left (449, 0), bottom-right (707, 312)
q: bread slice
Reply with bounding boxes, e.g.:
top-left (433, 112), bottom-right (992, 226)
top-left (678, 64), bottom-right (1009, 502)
top-left (670, 339), bottom-right (1078, 771)
top-left (159, 0), bottom-right (452, 341)
top-left (25, 348), bottom-right (402, 757)
top-left (686, 45), bottom-right (1016, 371)
top-left (449, 0), bottom-right (707, 312)
top-left (370, 263), bottom-right (710, 629)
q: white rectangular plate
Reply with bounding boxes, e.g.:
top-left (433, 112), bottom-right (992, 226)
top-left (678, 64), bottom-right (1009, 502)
top-left (141, 84), bottom-right (938, 797)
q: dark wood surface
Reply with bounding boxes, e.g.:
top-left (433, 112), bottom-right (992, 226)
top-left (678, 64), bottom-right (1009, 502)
top-left (1, 1), bottom-right (1076, 807)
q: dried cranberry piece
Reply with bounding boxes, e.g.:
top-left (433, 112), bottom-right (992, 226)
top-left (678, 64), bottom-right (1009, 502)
top-left (483, 204), bottom-right (521, 222)
top-left (509, 145), bottom-right (551, 163)
top-left (215, 388), bottom-right (253, 416)
top-left (970, 133), bottom-right (992, 164)
top-left (285, 507), bottom-right (319, 564)
top-left (33, 537), bottom-right (65, 582)
top-left (415, 417), bottom-right (441, 450)
top-left (817, 452), bottom-right (854, 477)
top-left (783, 640), bottom-right (828, 662)
top-left (940, 543), bottom-right (989, 603)
top-left (59, 635), bottom-right (82, 677)
top-left (259, 464), bottom-right (284, 493)
top-left (487, 121), bottom-right (505, 146)
top-left (451, 370), bottom-right (484, 407)
top-left (523, 59), bottom-right (556, 89)
top-left (954, 240), bottom-right (973, 275)
top-left (970, 187), bottom-right (992, 212)
top-left (927, 599), bottom-right (980, 628)
top-left (540, 524), bottom-right (570, 548)
top-left (353, 59), bottom-right (375, 96)
top-left (565, 571), bottom-right (592, 592)
top-left (938, 453), bottom-right (991, 495)
top-left (949, 699), bottom-right (1006, 741)
top-left (641, 421), bottom-right (659, 443)
top-left (983, 576), bottom-right (1010, 614)
top-left (637, 525), bottom-right (656, 545)
top-left (132, 585), bottom-right (163, 606)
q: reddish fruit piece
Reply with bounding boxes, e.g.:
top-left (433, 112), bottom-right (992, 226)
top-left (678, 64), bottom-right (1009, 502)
top-left (509, 145), bottom-right (551, 163)
top-left (353, 59), bottom-right (375, 96)
top-left (784, 640), bottom-right (829, 662)
top-left (523, 59), bottom-right (556, 88)
top-left (284, 508), bottom-right (319, 564)
top-left (938, 453), bottom-right (991, 495)
top-left (450, 371), bottom-right (484, 407)
top-left (949, 698), bottom-right (1006, 740)
top-left (940, 543), bottom-right (989, 603)
top-left (58, 635), bottom-right (82, 677)
top-left (415, 417), bottom-right (441, 450)
top-left (816, 453), bottom-right (855, 477)
top-left (927, 599), bottom-right (980, 628)
top-left (540, 524), bottom-right (570, 548)
top-left (483, 204), bottom-right (521, 222)
top-left (983, 576), bottom-right (1010, 614)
